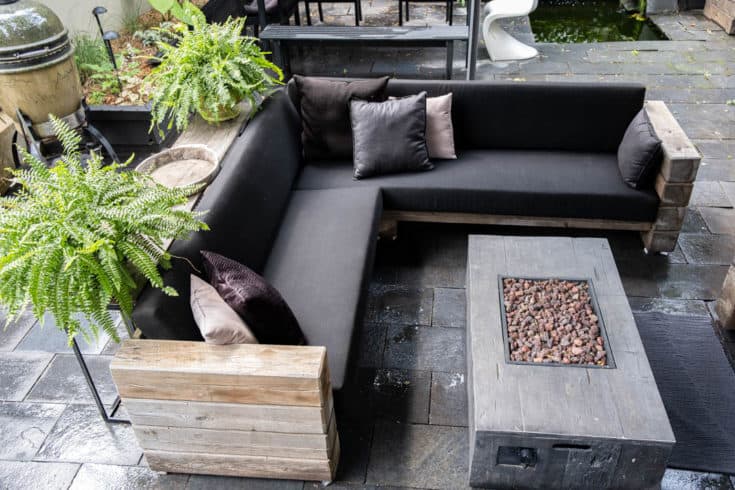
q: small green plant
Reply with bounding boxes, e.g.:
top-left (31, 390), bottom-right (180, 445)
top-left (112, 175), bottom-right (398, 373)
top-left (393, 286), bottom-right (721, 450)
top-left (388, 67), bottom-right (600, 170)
top-left (134, 21), bottom-right (177, 47)
top-left (0, 117), bottom-right (208, 344)
top-left (148, 0), bottom-right (205, 25)
top-left (146, 8), bottom-right (283, 132)
top-left (73, 35), bottom-right (112, 83)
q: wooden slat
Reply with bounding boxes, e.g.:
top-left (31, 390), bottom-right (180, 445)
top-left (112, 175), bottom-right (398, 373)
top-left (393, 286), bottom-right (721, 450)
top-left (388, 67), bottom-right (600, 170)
top-left (652, 206), bottom-right (686, 231)
top-left (382, 210), bottom-right (652, 232)
top-left (645, 101), bottom-right (701, 163)
top-left (145, 448), bottom-right (337, 481)
top-left (133, 411), bottom-right (337, 460)
top-left (654, 174), bottom-right (693, 206)
top-left (173, 101), bottom-right (252, 161)
top-left (641, 230), bottom-right (679, 253)
top-left (123, 396), bottom-right (333, 434)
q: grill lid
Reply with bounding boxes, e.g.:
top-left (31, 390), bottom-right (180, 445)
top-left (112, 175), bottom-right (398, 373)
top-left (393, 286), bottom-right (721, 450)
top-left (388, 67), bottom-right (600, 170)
top-left (0, 0), bottom-right (71, 73)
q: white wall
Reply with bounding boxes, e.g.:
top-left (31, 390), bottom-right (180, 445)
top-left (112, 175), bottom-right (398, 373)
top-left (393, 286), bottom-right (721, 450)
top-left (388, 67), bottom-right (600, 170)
top-left (38, 0), bottom-right (151, 36)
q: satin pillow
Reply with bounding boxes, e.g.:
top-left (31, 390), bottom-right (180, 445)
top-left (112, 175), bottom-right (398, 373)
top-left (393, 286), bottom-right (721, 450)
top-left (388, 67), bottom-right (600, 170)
top-left (350, 92), bottom-right (433, 180)
top-left (190, 275), bottom-right (258, 345)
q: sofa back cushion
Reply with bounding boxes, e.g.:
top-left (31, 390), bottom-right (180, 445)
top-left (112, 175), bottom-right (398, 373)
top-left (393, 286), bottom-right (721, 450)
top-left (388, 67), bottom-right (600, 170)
top-left (132, 90), bottom-right (303, 341)
top-left (384, 80), bottom-right (646, 153)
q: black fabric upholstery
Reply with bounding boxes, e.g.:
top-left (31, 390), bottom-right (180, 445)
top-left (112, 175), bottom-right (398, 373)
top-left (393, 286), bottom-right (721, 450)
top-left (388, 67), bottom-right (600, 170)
top-left (383, 79), bottom-right (646, 153)
top-left (296, 150), bottom-right (660, 222)
top-left (351, 93), bottom-right (433, 179)
top-left (133, 91), bottom-right (304, 341)
top-left (263, 188), bottom-right (383, 389)
top-left (618, 109), bottom-right (663, 190)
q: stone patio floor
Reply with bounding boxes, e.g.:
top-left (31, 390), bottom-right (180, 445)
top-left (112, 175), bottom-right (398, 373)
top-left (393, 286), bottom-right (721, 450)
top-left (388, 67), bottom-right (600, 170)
top-left (0, 4), bottom-right (734, 490)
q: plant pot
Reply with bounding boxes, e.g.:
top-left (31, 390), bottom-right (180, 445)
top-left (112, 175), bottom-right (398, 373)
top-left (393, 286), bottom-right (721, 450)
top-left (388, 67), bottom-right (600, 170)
top-left (85, 103), bottom-right (179, 160)
top-left (197, 101), bottom-right (242, 125)
top-left (136, 144), bottom-right (219, 196)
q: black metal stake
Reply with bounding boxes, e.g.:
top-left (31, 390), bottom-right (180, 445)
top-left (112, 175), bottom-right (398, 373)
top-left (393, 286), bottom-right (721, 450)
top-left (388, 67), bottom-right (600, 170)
top-left (92, 7), bottom-right (123, 92)
top-left (72, 336), bottom-right (130, 424)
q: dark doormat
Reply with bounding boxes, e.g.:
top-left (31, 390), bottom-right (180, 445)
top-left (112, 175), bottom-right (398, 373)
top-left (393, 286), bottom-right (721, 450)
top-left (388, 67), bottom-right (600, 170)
top-left (634, 312), bottom-right (735, 475)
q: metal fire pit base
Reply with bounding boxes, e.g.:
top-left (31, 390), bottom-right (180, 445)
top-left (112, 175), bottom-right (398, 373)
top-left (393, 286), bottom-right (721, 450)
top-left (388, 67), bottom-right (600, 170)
top-left (466, 236), bottom-right (675, 490)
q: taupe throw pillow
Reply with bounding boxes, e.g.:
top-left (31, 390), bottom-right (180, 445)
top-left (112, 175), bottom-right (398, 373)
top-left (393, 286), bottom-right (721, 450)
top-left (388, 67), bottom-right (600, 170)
top-left (201, 251), bottom-right (306, 345)
top-left (351, 92), bottom-right (433, 180)
top-left (190, 275), bottom-right (258, 345)
top-left (426, 93), bottom-right (457, 159)
top-left (293, 75), bottom-right (389, 161)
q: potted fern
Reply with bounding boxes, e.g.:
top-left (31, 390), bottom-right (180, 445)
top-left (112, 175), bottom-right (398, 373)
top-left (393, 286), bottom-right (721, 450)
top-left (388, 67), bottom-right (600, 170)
top-left (146, 2), bottom-right (283, 133)
top-left (0, 117), bottom-right (207, 345)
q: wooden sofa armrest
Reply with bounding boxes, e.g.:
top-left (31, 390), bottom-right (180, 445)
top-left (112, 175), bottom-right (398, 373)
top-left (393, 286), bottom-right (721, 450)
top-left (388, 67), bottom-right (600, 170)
top-left (110, 339), bottom-right (338, 482)
top-left (641, 101), bottom-right (702, 253)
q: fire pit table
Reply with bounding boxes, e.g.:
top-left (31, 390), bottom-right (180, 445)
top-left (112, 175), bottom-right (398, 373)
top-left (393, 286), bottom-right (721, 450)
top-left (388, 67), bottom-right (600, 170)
top-left (466, 235), bottom-right (675, 489)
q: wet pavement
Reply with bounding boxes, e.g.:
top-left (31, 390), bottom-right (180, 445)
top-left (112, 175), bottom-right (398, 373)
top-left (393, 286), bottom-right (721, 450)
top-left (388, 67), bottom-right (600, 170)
top-left (0, 4), bottom-right (734, 489)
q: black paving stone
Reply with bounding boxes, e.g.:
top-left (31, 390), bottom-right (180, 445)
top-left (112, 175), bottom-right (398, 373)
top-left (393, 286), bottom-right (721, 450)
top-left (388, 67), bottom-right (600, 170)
top-left (365, 285), bottom-right (433, 326)
top-left (70, 463), bottom-right (189, 489)
top-left (0, 402), bottom-right (64, 460)
top-left (15, 313), bottom-right (113, 355)
top-left (26, 354), bottom-right (118, 406)
top-left (366, 421), bottom-right (469, 489)
top-left (371, 368), bottom-right (431, 424)
top-left (627, 297), bottom-right (711, 316)
top-left (656, 264), bottom-right (730, 300)
top-left (354, 322), bottom-right (387, 368)
top-left (679, 233), bottom-right (735, 264)
top-left (333, 424), bottom-right (374, 484)
top-left (661, 468), bottom-right (735, 490)
top-left (383, 325), bottom-right (465, 372)
top-left (680, 208), bottom-right (709, 233)
top-left (690, 182), bottom-right (734, 207)
top-left (36, 404), bottom-right (142, 465)
top-left (0, 461), bottom-right (79, 490)
top-left (0, 352), bottom-right (52, 402)
top-left (700, 207), bottom-right (735, 234)
top-left (186, 475), bottom-right (302, 489)
top-left (0, 310), bottom-right (36, 352)
top-left (429, 371), bottom-right (468, 427)
top-left (432, 288), bottom-right (466, 328)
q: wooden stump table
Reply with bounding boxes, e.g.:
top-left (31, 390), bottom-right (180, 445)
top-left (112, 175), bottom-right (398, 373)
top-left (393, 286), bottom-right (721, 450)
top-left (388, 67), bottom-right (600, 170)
top-left (466, 236), bottom-right (675, 489)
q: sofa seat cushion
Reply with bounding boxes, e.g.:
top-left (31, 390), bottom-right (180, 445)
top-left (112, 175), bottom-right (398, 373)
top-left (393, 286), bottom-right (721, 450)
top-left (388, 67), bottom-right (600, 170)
top-left (295, 150), bottom-right (660, 222)
top-left (263, 187), bottom-right (383, 390)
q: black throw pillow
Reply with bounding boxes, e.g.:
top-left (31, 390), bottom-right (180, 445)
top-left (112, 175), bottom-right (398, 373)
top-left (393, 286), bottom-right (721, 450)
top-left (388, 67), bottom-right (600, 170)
top-left (350, 92), bottom-right (433, 180)
top-left (201, 251), bottom-right (306, 345)
top-left (617, 109), bottom-right (663, 190)
top-left (293, 75), bottom-right (389, 161)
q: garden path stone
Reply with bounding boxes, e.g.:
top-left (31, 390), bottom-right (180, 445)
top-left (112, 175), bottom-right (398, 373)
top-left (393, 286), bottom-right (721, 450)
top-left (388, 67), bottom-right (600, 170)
top-left (69, 463), bottom-right (189, 490)
top-left (0, 401), bottom-right (64, 460)
top-left (690, 182), bottom-right (733, 207)
top-left (656, 264), bottom-right (730, 300)
top-left (186, 475), bottom-right (302, 489)
top-left (367, 421), bottom-right (469, 489)
top-left (383, 325), bottom-right (465, 372)
top-left (36, 404), bottom-right (142, 465)
top-left (365, 285), bottom-right (433, 326)
top-left (354, 322), bottom-right (387, 368)
top-left (700, 207), bottom-right (735, 234)
top-left (0, 309), bottom-right (36, 352)
top-left (680, 208), bottom-right (708, 233)
top-left (333, 424), bottom-right (374, 484)
top-left (26, 354), bottom-right (118, 406)
top-left (431, 288), bottom-right (466, 328)
top-left (661, 469), bottom-right (734, 489)
top-left (0, 461), bottom-right (79, 490)
top-left (370, 368), bottom-right (431, 424)
top-left (0, 352), bottom-right (52, 401)
top-left (15, 313), bottom-right (112, 355)
top-left (627, 297), bottom-right (711, 316)
top-left (429, 371), bottom-right (468, 427)
top-left (679, 233), bottom-right (735, 264)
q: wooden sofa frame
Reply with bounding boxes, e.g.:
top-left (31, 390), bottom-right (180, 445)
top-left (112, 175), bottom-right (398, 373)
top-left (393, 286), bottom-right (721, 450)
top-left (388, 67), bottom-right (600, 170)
top-left (379, 101), bottom-right (702, 254)
top-left (110, 99), bottom-right (699, 484)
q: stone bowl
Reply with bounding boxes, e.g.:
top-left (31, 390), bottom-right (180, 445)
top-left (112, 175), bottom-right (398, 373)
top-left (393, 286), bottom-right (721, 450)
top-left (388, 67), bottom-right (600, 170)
top-left (136, 144), bottom-right (219, 196)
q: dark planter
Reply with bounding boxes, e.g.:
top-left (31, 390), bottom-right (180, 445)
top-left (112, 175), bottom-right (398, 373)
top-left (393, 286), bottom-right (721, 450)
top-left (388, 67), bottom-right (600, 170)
top-left (86, 104), bottom-right (178, 160)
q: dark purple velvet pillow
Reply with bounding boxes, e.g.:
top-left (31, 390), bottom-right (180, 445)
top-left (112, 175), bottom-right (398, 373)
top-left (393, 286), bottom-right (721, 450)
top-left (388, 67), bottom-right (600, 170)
top-left (201, 251), bottom-right (306, 345)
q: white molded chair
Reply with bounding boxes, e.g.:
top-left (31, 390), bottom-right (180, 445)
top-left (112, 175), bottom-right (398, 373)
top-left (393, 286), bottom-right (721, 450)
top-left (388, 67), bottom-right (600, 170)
top-left (482, 0), bottom-right (539, 61)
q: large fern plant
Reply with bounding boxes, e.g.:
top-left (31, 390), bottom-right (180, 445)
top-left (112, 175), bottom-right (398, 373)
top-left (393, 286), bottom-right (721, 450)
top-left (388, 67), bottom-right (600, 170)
top-left (146, 7), bottom-right (283, 133)
top-left (0, 117), bottom-right (208, 344)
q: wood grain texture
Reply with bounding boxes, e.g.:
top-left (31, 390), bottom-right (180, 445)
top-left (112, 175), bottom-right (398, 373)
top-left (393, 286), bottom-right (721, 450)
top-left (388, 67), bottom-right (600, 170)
top-left (466, 235), bottom-right (675, 444)
top-left (173, 100), bottom-right (252, 160)
top-left (641, 230), bottom-right (679, 253)
top-left (645, 101), bottom-right (701, 165)
top-left (382, 210), bottom-right (652, 232)
top-left (124, 397), bottom-right (333, 434)
top-left (653, 206), bottom-right (686, 231)
top-left (704, 0), bottom-right (735, 33)
top-left (654, 174), bottom-right (694, 206)
top-left (716, 264), bottom-right (735, 330)
top-left (0, 112), bottom-right (14, 196)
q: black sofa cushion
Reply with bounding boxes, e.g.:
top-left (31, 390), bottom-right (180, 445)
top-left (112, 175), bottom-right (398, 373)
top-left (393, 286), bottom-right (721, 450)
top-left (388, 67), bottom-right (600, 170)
top-left (351, 93), bottom-right (433, 179)
top-left (201, 251), bottom-right (306, 345)
top-left (133, 91), bottom-right (304, 341)
top-left (295, 150), bottom-right (660, 222)
top-left (292, 75), bottom-right (389, 160)
top-left (383, 80), bottom-right (646, 153)
top-left (618, 109), bottom-right (663, 190)
top-left (263, 187), bottom-right (383, 389)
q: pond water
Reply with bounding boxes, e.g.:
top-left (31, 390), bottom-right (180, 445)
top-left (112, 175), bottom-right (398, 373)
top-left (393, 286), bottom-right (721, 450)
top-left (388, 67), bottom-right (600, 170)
top-left (530, 0), bottom-right (668, 43)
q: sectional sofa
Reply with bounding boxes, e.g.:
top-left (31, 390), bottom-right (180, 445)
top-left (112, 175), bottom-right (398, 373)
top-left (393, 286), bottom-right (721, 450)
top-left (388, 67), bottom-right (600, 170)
top-left (133, 79), bottom-right (700, 393)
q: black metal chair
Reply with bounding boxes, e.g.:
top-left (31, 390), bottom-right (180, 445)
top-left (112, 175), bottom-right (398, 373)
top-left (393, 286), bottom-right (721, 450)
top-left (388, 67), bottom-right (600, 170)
top-left (399, 0), bottom-right (455, 25)
top-left (201, 0), bottom-right (302, 36)
top-left (303, 0), bottom-right (363, 26)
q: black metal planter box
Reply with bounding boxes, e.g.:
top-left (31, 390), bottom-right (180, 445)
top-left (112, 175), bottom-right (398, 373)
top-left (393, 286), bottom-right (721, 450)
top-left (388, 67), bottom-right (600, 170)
top-left (86, 104), bottom-right (177, 160)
